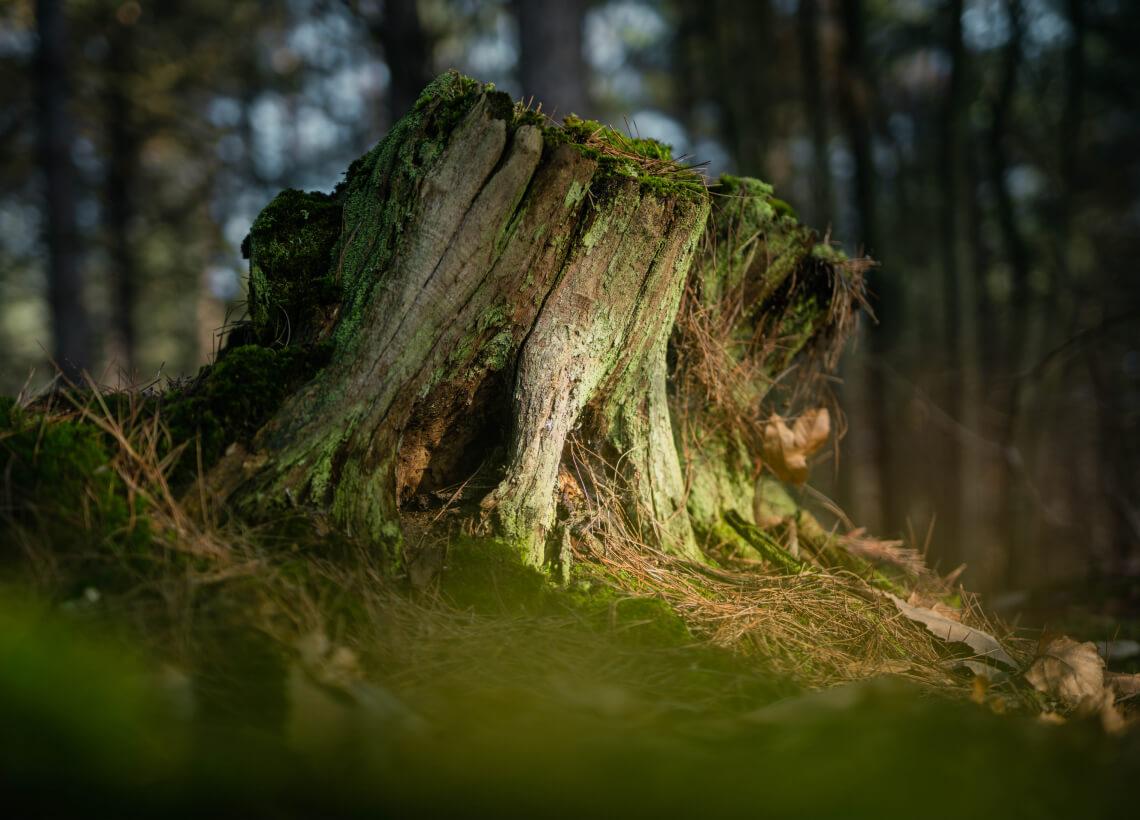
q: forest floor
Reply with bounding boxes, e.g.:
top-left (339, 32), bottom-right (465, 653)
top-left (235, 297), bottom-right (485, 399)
top-left (4, 524), bottom-right (1140, 817)
top-left (3, 393), bottom-right (1140, 818)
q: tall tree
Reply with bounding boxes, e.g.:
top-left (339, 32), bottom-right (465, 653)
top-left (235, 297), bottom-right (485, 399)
top-left (836, 0), bottom-right (898, 535)
top-left (988, 0), bottom-right (1030, 310)
top-left (513, 0), bottom-right (589, 118)
top-left (34, 0), bottom-right (91, 382)
top-left (936, 0), bottom-right (968, 565)
top-left (344, 0), bottom-right (435, 129)
top-left (796, 0), bottom-right (833, 229)
top-left (103, 2), bottom-right (141, 377)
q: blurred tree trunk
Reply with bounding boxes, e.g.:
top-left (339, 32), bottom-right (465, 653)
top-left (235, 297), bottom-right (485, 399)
top-left (514, 0), bottom-right (589, 118)
top-left (988, 0), bottom-right (1035, 589)
top-left (988, 0), bottom-right (1030, 311)
top-left (104, 10), bottom-right (140, 377)
top-left (344, 0), bottom-right (435, 130)
top-left (35, 0), bottom-right (91, 382)
top-left (836, 0), bottom-right (898, 535)
top-left (796, 0), bottom-right (833, 229)
top-left (936, 0), bottom-right (968, 566)
top-left (1057, 0), bottom-right (1084, 280)
top-left (675, 0), bottom-right (775, 177)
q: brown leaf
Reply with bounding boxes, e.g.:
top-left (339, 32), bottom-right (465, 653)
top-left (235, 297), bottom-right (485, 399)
top-left (1024, 635), bottom-right (1106, 708)
top-left (762, 408), bottom-right (830, 486)
top-left (886, 592), bottom-right (1019, 669)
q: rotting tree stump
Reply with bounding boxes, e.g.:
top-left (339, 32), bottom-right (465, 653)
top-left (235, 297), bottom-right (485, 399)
top-left (208, 72), bottom-right (865, 575)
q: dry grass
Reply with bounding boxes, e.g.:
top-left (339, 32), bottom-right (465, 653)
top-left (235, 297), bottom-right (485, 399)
top-left (561, 433), bottom-right (1032, 701)
top-left (670, 191), bottom-right (873, 476)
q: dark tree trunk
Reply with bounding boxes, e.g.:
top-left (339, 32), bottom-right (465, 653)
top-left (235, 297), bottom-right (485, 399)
top-left (989, 0), bottom-right (1030, 310)
top-left (989, 0), bottom-right (1034, 590)
top-left (936, 0), bottom-right (966, 566)
top-left (377, 0), bottom-right (434, 128)
top-left (345, 0), bottom-right (434, 131)
top-left (837, 0), bottom-right (899, 536)
top-left (35, 0), bottom-right (91, 382)
top-left (514, 0), bottom-right (589, 119)
top-left (209, 75), bottom-right (863, 574)
top-left (104, 12), bottom-right (140, 377)
top-left (796, 0), bottom-right (833, 229)
top-left (1057, 0), bottom-right (1084, 282)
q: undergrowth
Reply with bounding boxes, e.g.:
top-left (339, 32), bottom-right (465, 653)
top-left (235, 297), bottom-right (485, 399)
top-left (3, 376), bottom-right (1029, 705)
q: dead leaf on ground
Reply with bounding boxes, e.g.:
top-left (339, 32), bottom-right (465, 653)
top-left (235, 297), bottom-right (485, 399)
top-left (1076, 687), bottom-right (1125, 732)
top-left (944, 659), bottom-right (1010, 684)
top-left (762, 408), bottom-right (830, 486)
top-left (886, 592), bottom-right (1019, 670)
top-left (1025, 634), bottom-right (1107, 709)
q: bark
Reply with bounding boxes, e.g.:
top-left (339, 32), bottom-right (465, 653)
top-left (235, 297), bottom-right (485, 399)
top-left (35, 0), bottom-right (91, 382)
top-left (210, 74), bottom-right (862, 574)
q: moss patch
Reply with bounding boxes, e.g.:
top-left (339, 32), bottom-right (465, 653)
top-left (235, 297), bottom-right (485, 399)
top-left (439, 536), bottom-right (553, 615)
top-left (543, 114), bottom-right (706, 201)
top-left (161, 342), bottom-right (333, 485)
top-left (245, 188), bottom-right (343, 346)
top-left (0, 404), bottom-right (151, 559)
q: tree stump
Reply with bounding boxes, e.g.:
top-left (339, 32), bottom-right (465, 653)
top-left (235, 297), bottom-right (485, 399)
top-left (212, 73), bottom-right (865, 573)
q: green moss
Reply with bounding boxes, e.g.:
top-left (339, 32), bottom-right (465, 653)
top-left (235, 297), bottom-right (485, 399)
top-left (246, 188), bottom-right (343, 346)
top-left (512, 105), bottom-right (547, 130)
top-left (0, 409), bottom-right (151, 558)
top-left (439, 537), bottom-right (553, 615)
top-left (541, 115), bottom-right (705, 201)
top-left (611, 596), bottom-right (692, 647)
top-left (161, 342), bottom-right (333, 485)
top-left (438, 538), bottom-right (692, 648)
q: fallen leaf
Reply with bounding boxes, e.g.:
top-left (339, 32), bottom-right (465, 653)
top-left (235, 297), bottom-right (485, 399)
top-left (944, 659), bottom-right (1010, 684)
top-left (1076, 687), bottom-right (1124, 732)
top-left (1025, 635), bottom-right (1106, 708)
top-left (886, 592), bottom-right (1019, 669)
top-left (762, 408), bottom-right (830, 486)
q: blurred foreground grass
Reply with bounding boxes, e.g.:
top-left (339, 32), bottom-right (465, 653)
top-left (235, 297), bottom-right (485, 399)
top-left (3, 592), bottom-right (1137, 819)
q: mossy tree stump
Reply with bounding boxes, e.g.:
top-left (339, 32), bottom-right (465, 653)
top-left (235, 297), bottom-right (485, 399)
top-left (212, 73), bottom-right (863, 573)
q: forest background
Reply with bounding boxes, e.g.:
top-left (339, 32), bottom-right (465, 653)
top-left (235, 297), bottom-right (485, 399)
top-left (2, 0), bottom-right (1137, 600)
